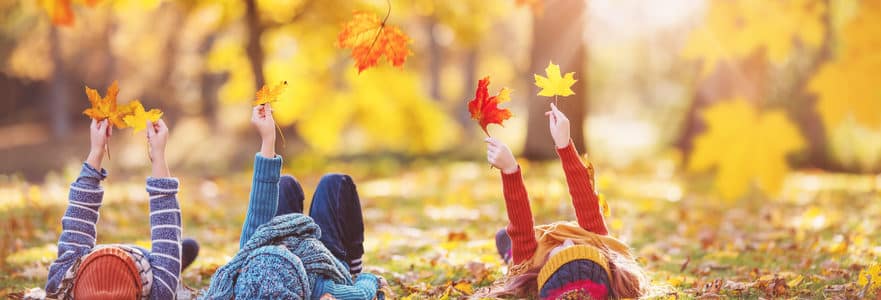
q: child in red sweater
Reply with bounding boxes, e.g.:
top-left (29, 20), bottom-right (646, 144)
top-left (476, 104), bottom-right (648, 300)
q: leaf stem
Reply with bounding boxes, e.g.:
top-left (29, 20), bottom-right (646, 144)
top-left (367, 0), bottom-right (392, 53)
top-left (105, 143), bottom-right (111, 161)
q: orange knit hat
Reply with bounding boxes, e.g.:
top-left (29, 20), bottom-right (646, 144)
top-left (73, 247), bottom-right (142, 300)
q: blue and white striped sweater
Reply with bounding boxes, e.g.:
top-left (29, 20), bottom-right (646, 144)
top-left (46, 163), bottom-right (182, 299)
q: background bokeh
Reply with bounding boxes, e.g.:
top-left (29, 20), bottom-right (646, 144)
top-left (1, 0), bottom-right (880, 298)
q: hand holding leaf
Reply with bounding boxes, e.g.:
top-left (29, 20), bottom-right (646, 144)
top-left (468, 77), bottom-right (513, 137)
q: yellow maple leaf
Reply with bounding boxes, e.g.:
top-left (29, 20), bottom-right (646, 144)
top-left (122, 100), bottom-right (163, 133)
top-left (534, 61), bottom-right (576, 97)
top-left (808, 1), bottom-right (881, 129)
top-left (254, 81), bottom-right (288, 105)
top-left (688, 99), bottom-right (805, 200)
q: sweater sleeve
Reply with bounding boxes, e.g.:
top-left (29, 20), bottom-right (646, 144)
top-left (146, 177), bottom-right (182, 299)
top-left (557, 140), bottom-right (608, 235)
top-left (239, 153), bottom-right (283, 249)
top-left (312, 273), bottom-right (379, 300)
top-left (46, 163), bottom-right (106, 293)
top-left (501, 167), bottom-right (538, 265)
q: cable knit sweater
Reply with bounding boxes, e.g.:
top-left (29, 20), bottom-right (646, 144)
top-left (502, 141), bottom-right (608, 264)
top-left (203, 154), bottom-right (380, 300)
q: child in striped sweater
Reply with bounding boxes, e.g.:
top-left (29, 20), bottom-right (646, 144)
top-left (46, 118), bottom-right (196, 299)
top-left (475, 104), bottom-right (648, 300)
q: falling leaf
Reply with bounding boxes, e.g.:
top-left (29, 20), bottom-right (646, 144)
top-left (122, 100), bottom-right (163, 133)
top-left (83, 80), bottom-right (130, 128)
top-left (468, 76), bottom-right (512, 136)
top-left (688, 99), bottom-right (805, 199)
top-left (534, 61), bottom-right (576, 97)
top-left (254, 81), bottom-right (288, 105)
top-left (337, 11), bottom-right (412, 73)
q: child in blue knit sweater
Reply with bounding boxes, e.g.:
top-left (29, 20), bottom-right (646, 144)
top-left (202, 105), bottom-right (385, 300)
top-left (46, 118), bottom-right (198, 299)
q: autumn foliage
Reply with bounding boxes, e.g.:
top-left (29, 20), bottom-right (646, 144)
top-left (254, 81), bottom-right (288, 106)
top-left (337, 11), bottom-right (412, 73)
top-left (468, 77), bottom-right (512, 136)
top-left (82, 81), bottom-right (162, 132)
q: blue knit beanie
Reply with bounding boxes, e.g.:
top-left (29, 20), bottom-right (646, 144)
top-left (235, 245), bottom-right (311, 299)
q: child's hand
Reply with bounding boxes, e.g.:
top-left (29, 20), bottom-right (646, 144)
top-left (546, 103), bottom-right (570, 149)
top-left (251, 105), bottom-right (276, 158)
top-left (486, 137), bottom-right (518, 174)
top-left (146, 119), bottom-right (171, 177)
top-left (86, 119), bottom-right (112, 170)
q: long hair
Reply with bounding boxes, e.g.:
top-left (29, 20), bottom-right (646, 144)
top-left (473, 249), bottom-right (650, 299)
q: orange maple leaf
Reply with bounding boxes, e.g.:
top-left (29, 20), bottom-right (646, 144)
top-left (337, 11), bottom-right (411, 73)
top-left (468, 77), bottom-right (513, 136)
top-left (82, 81), bottom-right (134, 128)
top-left (254, 81), bottom-right (288, 105)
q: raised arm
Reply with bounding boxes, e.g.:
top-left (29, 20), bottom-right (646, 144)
top-left (547, 103), bottom-right (607, 235)
top-left (46, 119), bottom-right (110, 294)
top-left (487, 138), bottom-right (538, 264)
top-left (145, 119), bottom-right (183, 299)
top-left (239, 105), bottom-right (282, 248)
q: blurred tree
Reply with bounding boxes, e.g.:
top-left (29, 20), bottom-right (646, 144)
top-left (678, 0), bottom-right (826, 166)
top-left (523, 0), bottom-right (587, 160)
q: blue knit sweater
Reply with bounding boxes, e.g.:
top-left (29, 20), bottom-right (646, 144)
top-left (209, 154), bottom-right (379, 300)
top-left (45, 163), bottom-right (182, 299)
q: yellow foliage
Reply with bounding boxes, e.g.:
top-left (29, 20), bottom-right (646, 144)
top-left (688, 99), bottom-right (805, 199)
top-left (683, 0), bottom-right (825, 76)
top-left (808, 0), bottom-right (881, 129)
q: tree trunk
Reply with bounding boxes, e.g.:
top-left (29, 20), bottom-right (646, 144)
top-left (48, 26), bottom-right (70, 138)
top-left (459, 48), bottom-right (478, 126)
top-left (523, 0), bottom-right (587, 160)
top-left (245, 0), bottom-right (265, 89)
top-left (426, 17), bottom-right (442, 100)
top-left (790, 0), bottom-right (838, 171)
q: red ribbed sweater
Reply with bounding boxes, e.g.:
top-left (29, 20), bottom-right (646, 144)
top-left (501, 141), bottom-right (608, 265)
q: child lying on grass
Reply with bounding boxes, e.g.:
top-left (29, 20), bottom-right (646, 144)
top-left (46, 118), bottom-right (199, 299)
top-left (474, 103), bottom-right (649, 300)
top-left (202, 104), bottom-right (388, 300)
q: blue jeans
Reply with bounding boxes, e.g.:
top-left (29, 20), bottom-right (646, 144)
top-left (276, 174), bottom-right (365, 271)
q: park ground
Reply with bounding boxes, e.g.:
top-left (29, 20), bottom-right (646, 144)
top-left (2, 156), bottom-right (880, 299)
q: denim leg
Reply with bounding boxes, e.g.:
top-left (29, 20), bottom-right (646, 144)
top-left (276, 175), bottom-right (305, 217)
top-left (309, 173), bottom-right (366, 273)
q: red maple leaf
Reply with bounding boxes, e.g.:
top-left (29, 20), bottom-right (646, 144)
top-left (337, 11), bottom-right (411, 73)
top-left (468, 77), bottom-right (513, 136)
